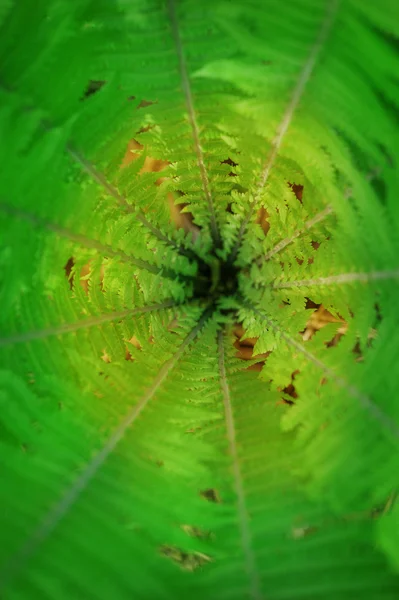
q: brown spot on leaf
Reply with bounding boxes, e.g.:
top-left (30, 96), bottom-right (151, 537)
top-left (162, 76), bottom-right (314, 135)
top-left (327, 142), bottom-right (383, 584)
top-left (137, 99), bottom-right (156, 109)
top-left (221, 157), bottom-right (238, 167)
top-left (64, 257), bottom-right (75, 290)
top-left (160, 545), bottom-right (211, 571)
top-left (81, 80), bottom-right (105, 100)
top-left (288, 182), bottom-right (303, 202)
top-left (200, 488), bottom-right (221, 503)
top-left (101, 350), bottom-right (111, 364)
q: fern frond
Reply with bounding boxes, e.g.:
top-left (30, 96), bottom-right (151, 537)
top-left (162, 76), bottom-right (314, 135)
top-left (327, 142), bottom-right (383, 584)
top-left (166, 0), bottom-right (221, 248)
top-left (193, 331), bottom-right (399, 599)
top-left (0, 304), bottom-right (217, 594)
top-left (0, 299), bottom-right (178, 347)
top-left (259, 205), bottom-right (333, 263)
top-left (67, 144), bottom-right (201, 262)
top-left (104, 0), bottom-right (247, 247)
top-left (1, 199), bottom-right (191, 274)
top-left (225, 0), bottom-right (340, 264)
top-left (244, 302), bottom-right (399, 439)
top-left (217, 329), bottom-right (261, 599)
top-left (252, 165), bottom-right (384, 267)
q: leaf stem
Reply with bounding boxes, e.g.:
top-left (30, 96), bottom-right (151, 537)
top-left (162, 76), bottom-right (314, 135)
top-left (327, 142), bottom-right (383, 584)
top-left (270, 268), bottom-right (399, 290)
top-left (0, 300), bottom-right (177, 347)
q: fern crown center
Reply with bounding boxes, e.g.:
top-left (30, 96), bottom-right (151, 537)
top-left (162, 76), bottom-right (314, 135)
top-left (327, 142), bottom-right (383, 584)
top-left (192, 256), bottom-right (240, 301)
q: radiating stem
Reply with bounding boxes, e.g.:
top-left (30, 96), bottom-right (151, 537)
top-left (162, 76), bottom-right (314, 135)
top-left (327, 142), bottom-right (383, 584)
top-left (0, 300), bottom-right (177, 347)
top-left (271, 268), bottom-right (399, 290)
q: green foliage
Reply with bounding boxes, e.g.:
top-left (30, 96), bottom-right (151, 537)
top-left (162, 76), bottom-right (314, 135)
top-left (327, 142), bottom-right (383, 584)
top-left (0, 0), bottom-right (399, 598)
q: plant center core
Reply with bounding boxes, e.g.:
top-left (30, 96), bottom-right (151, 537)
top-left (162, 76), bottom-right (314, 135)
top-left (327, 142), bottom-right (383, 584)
top-left (193, 257), bottom-right (239, 300)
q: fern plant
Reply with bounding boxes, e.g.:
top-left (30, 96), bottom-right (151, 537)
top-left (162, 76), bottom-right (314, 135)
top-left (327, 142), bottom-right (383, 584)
top-left (1, 0), bottom-right (399, 598)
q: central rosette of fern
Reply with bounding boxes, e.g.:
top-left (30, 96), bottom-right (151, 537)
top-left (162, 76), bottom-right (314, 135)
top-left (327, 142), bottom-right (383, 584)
top-left (193, 257), bottom-right (239, 300)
